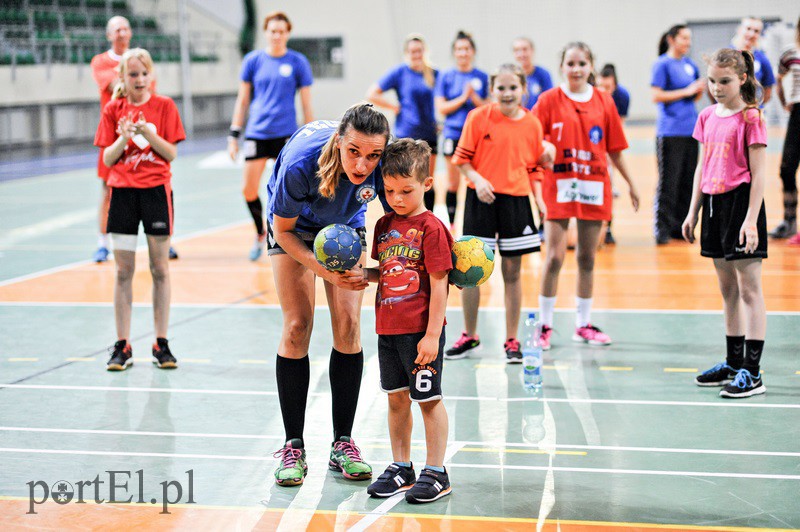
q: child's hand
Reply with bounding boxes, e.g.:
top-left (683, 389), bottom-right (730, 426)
top-left (739, 222), bottom-right (758, 253)
top-left (473, 175), bottom-right (495, 204)
top-left (681, 215), bottom-right (697, 243)
top-left (116, 116), bottom-right (135, 140)
top-left (415, 333), bottom-right (440, 365)
top-left (628, 182), bottom-right (640, 212)
top-left (462, 82), bottom-right (475, 99)
top-left (131, 112), bottom-right (149, 137)
top-left (320, 266), bottom-right (368, 291)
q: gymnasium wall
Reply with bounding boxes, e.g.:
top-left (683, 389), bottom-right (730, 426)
top-left (259, 0), bottom-right (798, 122)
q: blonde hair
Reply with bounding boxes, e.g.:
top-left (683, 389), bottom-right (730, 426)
top-left (316, 103), bottom-right (390, 198)
top-left (707, 48), bottom-right (763, 122)
top-left (112, 48), bottom-right (154, 100)
top-left (404, 34), bottom-right (435, 88)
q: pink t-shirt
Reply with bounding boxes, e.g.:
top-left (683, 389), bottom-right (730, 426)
top-left (692, 105), bottom-right (767, 195)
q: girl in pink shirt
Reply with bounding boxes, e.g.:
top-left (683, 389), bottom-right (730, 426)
top-left (682, 49), bottom-right (768, 398)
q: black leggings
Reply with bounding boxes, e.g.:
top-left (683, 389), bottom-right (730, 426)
top-left (655, 136), bottom-right (698, 239)
top-left (779, 104), bottom-right (800, 193)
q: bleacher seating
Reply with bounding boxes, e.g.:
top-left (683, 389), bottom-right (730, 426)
top-left (0, 0), bottom-right (218, 66)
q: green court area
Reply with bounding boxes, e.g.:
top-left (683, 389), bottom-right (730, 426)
top-left (1, 305), bottom-right (798, 528)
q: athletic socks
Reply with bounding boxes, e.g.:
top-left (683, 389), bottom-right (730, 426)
top-left (725, 335), bottom-right (745, 369)
top-left (424, 464), bottom-right (445, 473)
top-left (783, 191), bottom-right (797, 223)
top-left (276, 355), bottom-right (310, 444)
top-left (445, 191), bottom-right (457, 225)
top-left (424, 189), bottom-right (435, 212)
top-left (576, 297), bottom-right (592, 328)
top-left (539, 295), bottom-right (556, 327)
top-left (394, 461), bottom-right (412, 468)
top-left (97, 234), bottom-right (109, 248)
top-left (742, 339), bottom-right (764, 377)
top-left (329, 348), bottom-right (364, 441)
top-left (247, 198), bottom-right (265, 236)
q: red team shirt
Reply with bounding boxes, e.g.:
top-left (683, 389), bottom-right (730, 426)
top-left (533, 87), bottom-right (627, 221)
top-left (371, 211), bottom-right (454, 335)
top-left (94, 94), bottom-right (186, 189)
top-left (452, 103), bottom-right (545, 197)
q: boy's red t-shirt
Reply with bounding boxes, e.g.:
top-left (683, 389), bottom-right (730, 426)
top-left (371, 211), bottom-right (454, 335)
top-left (94, 94), bottom-right (186, 188)
top-left (533, 87), bottom-right (627, 220)
top-left (451, 103), bottom-right (545, 196)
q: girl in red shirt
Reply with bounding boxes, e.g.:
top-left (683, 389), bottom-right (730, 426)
top-left (94, 48), bottom-right (186, 371)
top-left (533, 42), bottom-right (639, 350)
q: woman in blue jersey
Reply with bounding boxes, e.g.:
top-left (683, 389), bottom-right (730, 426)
top-left (266, 103), bottom-right (391, 487)
top-left (731, 17), bottom-right (776, 106)
top-left (435, 30), bottom-right (489, 231)
top-left (367, 33), bottom-right (438, 211)
top-left (228, 11), bottom-right (314, 261)
top-left (512, 37), bottom-right (553, 109)
top-left (651, 24), bottom-right (705, 245)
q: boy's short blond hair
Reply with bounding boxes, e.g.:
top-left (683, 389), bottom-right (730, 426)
top-left (382, 138), bottom-right (432, 183)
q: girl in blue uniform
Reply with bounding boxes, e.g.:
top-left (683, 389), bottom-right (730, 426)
top-left (266, 103), bottom-right (391, 487)
top-left (651, 24), bottom-right (705, 245)
top-left (367, 34), bottom-right (438, 211)
top-left (228, 11), bottom-right (314, 260)
top-left (434, 30), bottom-right (489, 231)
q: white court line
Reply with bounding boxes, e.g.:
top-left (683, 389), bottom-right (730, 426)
top-left (0, 219), bottom-right (248, 288)
top-left (1, 301), bottom-right (799, 316)
top-left (2, 383), bottom-right (800, 409)
top-left (0, 448), bottom-right (797, 481)
top-left (2, 427), bottom-right (797, 458)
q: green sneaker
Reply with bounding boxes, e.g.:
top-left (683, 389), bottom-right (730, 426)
top-left (328, 436), bottom-right (372, 480)
top-left (273, 438), bottom-right (307, 486)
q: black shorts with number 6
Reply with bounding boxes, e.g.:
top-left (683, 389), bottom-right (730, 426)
top-left (378, 327), bottom-right (445, 402)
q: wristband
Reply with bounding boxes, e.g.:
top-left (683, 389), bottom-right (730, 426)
top-left (228, 126), bottom-right (241, 139)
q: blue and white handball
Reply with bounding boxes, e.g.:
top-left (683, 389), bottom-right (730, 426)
top-left (313, 224), bottom-right (362, 272)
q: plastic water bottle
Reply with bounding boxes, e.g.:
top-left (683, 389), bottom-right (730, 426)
top-left (522, 312), bottom-right (543, 390)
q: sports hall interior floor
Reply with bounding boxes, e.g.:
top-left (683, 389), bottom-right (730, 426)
top-left (0, 125), bottom-right (798, 531)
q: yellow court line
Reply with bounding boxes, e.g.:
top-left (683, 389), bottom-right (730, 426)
top-left (663, 367), bottom-right (698, 373)
top-left (796, 371), bottom-right (800, 375)
top-left (8, 358), bottom-right (38, 362)
top-left (0, 496), bottom-right (796, 531)
top-left (459, 447), bottom-right (587, 456)
top-left (543, 364), bottom-right (570, 370)
top-left (239, 359), bottom-right (269, 364)
top-left (66, 357), bottom-right (96, 362)
top-left (599, 366), bottom-right (633, 371)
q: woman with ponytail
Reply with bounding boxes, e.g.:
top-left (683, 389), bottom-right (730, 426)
top-left (435, 30), bottom-right (490, 232)
top-left (367, 34), bottom-right (439, 211)
top-left (266, 103), bottom-right (391, 487)
top-left (651, 24), bottom-right (705, 245)
top-left (682, 49), bottom-right (769, 398)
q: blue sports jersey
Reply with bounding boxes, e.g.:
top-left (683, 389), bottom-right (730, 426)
top-left (434, 67), bottom-right (489, 139)
top-left (524, 66), bottom-right (554, 109)
top-left (240, 49), bottom-right (313, 140)
top-left (612, 85), bottom-right (631, 118)
top-left (378, 64), bottom-right (438, 140)
top-left (267, 120), bottom-right (389, 232)
top-left (651, 54), bottom-right (700, 137)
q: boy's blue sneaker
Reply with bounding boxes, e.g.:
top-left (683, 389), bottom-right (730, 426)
top-left (367, 463), bottom-right (416, 497)
top-left (719, 368), bottom-right (765, 398)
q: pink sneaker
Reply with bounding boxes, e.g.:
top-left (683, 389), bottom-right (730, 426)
top-left (573, 324), bottom-right (612, 346)
top-left (539, 325), bottom-right (552, 351)
top-left (788, 233), bottom-right (800, 246)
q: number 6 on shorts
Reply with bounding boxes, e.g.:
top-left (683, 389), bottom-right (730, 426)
top-left (415, 369), bottom-right (433, 392)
